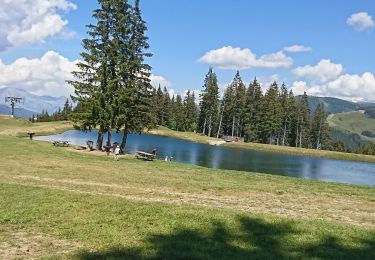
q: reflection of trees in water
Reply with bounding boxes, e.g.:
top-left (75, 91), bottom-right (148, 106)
top-left (76, 216), bottom-right (375, 259)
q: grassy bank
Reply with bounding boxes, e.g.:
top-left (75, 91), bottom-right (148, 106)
top-left (149, 126), bottom-right (375, 163)
top-left (0, 115), bottom-right (73, 137)
top-left (0, 117), bottom-right (374, 258)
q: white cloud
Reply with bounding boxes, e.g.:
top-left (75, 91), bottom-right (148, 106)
top-left (0, 51), bottom-right (78, 97)
top-left (0, 0), bottom-right (77, 51)
top-left (346, 12), bottom-right (375, 31)
top-left (291, 73), bottom-right (375, 102)
top-left (293, 59), bottom-right (343, 84)
top-left (197, 46), bottom-right (293, 70)
top-left (257, 74), bottom-right (280, 92)
top-left (284, 45), bottom-right (312, 53)
top-left (149, 74), bottom-right (171, 89)
top-left (323, 72), bottom-right (375, 101)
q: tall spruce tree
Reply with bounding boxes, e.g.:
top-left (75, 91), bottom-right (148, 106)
top-left (68, 0), bottom-right (113, 150)
top-left (311, 102), bottom-right (331, 149)
top-left (233, 71), bottom-right (247, 137)
top-left (155, 85), bottom-right (164, 125)
top-left (260, 82), bottom-right (282, 144)
top-left (69, 0), bottom-right (153, 151)
top-left (221, 82), bottom-right (236, 137)
top-left (279, 83), bottom-right (295, 146)
top-left (295, 92), bottom-right (311, 148)
top-left (114, 0), bottom-right (154, 151)
top-left (221, 71), bottom-right (246, 138)
top-left (183, 90), bottom-right (198, 132)
top-left (244, 77), bottom-right (262, 142)
top-left (162, 87), bottom-right (172, 127)
top-left (198, 68), bottom-right (219, 136)
top-left (172, 95), bottom-right (184, 131)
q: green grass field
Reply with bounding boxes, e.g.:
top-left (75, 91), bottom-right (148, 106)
top-left (328, 111), bottom-right (375, 143)
top-left (0, 116), bottom-right (375, 259)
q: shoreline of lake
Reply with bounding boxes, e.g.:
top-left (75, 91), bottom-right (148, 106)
top-left (34, 130), bottom-right (375, 186)
top-left (147, 126), bottom-right (375, 164)
top-left (1, 116), bottom-right (373, 164)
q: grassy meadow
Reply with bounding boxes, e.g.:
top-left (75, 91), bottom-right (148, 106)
top-left (328, 110), bottom-right (375, 143)
top-left (0, 116), bottom-right (375, 259)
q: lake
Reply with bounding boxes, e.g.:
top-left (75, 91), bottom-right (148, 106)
top-left (35, 130), bottom-right (375, 186)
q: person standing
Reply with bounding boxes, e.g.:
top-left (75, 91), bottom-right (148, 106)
top-left (114, 145), bottom-right (121, 161)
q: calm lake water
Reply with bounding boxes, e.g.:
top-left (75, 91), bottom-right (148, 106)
top-left (35, 130), bottom-right (375, 186)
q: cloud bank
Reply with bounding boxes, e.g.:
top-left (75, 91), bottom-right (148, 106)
top-left (0, 0), bottom-right (77, 51)
top-left (291, 59), bottom-right (375, 102)
top-left (198, 46), bottom-right (293, 70)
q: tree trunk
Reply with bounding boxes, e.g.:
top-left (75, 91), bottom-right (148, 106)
top-left (282, 122), bottom-right (287, 146)
top-left (231, 116), bottom-right (235, 137)
top-left (317, 119), bottom-right (322, 149)
top-left (107, 129), bottom-right (112, 145)
top-left (217, 110), bottom-right (223, 139)
top-left (295, 115), bottom-right (300, 147)
top-left (96, 127), bottom-right (104, 151)
top-left (299, 126), bottom-right (303, 148)
top-left (120, 128), bottom-right (129, 154)
top-left (202, 117), bottom-right (206, 135)
top-left (208, 114), bottom-right (212, 137)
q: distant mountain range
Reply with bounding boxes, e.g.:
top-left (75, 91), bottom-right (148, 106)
top-left (0, 104), bottom-right (36, 118)
top-left (295, 96), bottom-right (375, 114)
top-left (0, 87), bottom-right (69, 117)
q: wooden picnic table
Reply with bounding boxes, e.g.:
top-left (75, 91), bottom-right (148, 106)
top-left (52, 140), bottom-right (70, 147)
top-left (135, 151), bottom-right (156, 161)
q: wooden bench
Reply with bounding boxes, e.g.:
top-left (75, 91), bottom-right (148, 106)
top-left (135, 151), bottom-right (156, 161)
top-left (52, 140), bottom-right (69, 147)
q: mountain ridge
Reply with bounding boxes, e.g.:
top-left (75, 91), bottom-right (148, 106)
top-left (0, 87), bottom-right (69, 115)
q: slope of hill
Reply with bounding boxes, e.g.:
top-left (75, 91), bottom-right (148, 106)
top-left (0, 104), bottom-right (36, 118)
top-left (296, 96), bottom-right (361, 114)
top-left (328, 111), bottom-right (375, 150)
top-left (0, 87), bottom-right (68, 114)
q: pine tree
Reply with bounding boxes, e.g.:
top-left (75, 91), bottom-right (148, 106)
top-left (162, 87), bottom-right (172, 127)
top-left (183, 90), bottom-right (198, 132)
top-left (311, 102), bottom-right (331, 149)
top-left (244, 77), bottom-right (262, 142)
top-left (198, 68), bottom-right (219, 136)
top-left (286, 89), bottom-right (298, 146)
top-left (69, 0), bottom-right (153, 151)
top-left (279, 83), bottom-right (295, 146)
top-left (295, 92), bottom-right (311, 148)
top-left (114, 0), bottom-right (154, 151)
top-left (155, 85), bottom-right (164, 125)
top-left (260, 82), bottom-right (282, 144)
top-left (221, 71), bottom-right (246, 138)
top-left (221, 83), bottom-right (236, 137)
top-left (68, 0), bottom-right (115, 150)
top-left (233, 71), bottom-right (246, 137)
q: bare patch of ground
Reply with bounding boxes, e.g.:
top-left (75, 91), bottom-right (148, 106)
top-left (0, 226), bottom-right (83, 259)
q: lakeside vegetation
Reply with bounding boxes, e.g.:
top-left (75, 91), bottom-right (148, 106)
top-left (0, 118), bottom-right (374, 258)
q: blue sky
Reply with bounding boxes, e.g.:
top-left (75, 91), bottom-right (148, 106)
top-left (0, 0), bottom-right (375, 101)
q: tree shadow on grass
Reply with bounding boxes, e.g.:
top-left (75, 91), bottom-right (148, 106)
top-left (76, 216), bottom-right (375, 260)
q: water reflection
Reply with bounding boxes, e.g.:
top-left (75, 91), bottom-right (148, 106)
top-left (35, 130), bottom-right (375, 186)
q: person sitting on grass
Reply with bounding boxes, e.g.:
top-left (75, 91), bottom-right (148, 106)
top-left (114, 145), bottom-right (121, 161)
